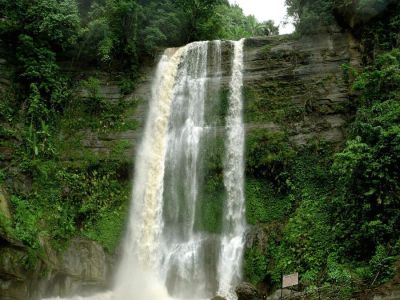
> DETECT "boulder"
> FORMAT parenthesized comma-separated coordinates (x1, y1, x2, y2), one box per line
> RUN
(62, 238, 107, 282)
(211, 296, 227, 300)
(235, 282, 261, 300)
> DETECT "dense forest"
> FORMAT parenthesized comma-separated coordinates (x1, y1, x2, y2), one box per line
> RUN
(0, 0, 399, 299)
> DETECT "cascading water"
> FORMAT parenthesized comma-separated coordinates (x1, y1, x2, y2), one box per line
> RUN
(44, 39, 246, 300)
(217, 39, 246, 299)
(161, 41, 210, 298)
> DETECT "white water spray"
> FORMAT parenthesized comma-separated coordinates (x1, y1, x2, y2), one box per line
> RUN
(217, 39, 246, 300)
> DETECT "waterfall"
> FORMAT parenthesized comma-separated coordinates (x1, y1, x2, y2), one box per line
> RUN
(160, 41, 209, 298)
(43, 39, 246, 300)
(217, 39, 246, 300)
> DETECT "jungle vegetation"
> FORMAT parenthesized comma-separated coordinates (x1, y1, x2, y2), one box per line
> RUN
(0, 0, 399, 298)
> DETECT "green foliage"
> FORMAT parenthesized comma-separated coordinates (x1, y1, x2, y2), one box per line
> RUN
(10, 195, 42, 249)
(7, 158, 130, 251)
(80, 0, 140, 66)
(242, 46, 400, 294)
(246, 129, 295, 182)
(119, 77, 136, 95)
(140, 0, 186, 55)
(274, 191, 333, 286)
(0, 212, 13, 239)
(0, 168, 6, 184)
(195, 176, 225, 234)
(1, 0, 79, 101)
(81, 77, 106, 115)
(244, 247, 268, 285)
(210, 5, 278, 40)
(76, 0, 278, 68)
(353, 49, 400, 103)
(368, 245, 396, 284)
(358, 1, 400, 57)
(0, 89, 15, 124)
(58, 76, 140, 132)
(0, 0, 79, 169)
(245, 178, 291, 225)
(174, 0, 224, 41)
(332, 50, 400, 261)
(195, 136, 225, 233)
(285, 0, 334, 33)
(0, 0, 80, 48)
(83, 207, 126, 252)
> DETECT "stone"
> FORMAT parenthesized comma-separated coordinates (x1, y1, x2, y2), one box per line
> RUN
(0, 246, 32, 300)
(0, 236, 108, 300)
(61, 238, 107, 282)
(235, 282, 261, 300)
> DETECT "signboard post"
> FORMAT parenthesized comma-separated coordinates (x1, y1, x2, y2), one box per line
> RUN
(281, 272, 299, 299)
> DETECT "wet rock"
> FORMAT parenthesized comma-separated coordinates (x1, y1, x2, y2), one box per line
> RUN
(0, 242, 37, 300)
(44, 238, 107, 298)
(0, 237, 108, 300)
(235, 282, 261, 300)
(62, 238, 107, 283)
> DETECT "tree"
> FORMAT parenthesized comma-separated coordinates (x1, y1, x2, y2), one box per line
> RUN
(331, 50, 400, 260)
(175, 0, 225, 41)
(285, 0, 334, 33)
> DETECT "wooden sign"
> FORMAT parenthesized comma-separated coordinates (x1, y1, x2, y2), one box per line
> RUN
(282, 272, 299, 288)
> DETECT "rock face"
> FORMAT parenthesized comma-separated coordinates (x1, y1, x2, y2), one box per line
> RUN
(41, 238, 107, 298)
(62, 66, 153, 160)
(0, 242, 34, 300)
(243, 31, 360, 146)
(66, 31, 360, 162)
(0, 238, 107, 300)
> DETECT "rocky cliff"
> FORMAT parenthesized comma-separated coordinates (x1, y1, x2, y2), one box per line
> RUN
(69, 29, 361, 160)
(243, 30, 360, 145)
(0, 29, 361, 299)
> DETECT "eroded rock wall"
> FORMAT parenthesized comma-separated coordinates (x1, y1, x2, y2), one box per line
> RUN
(243, 31, 361, 145)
